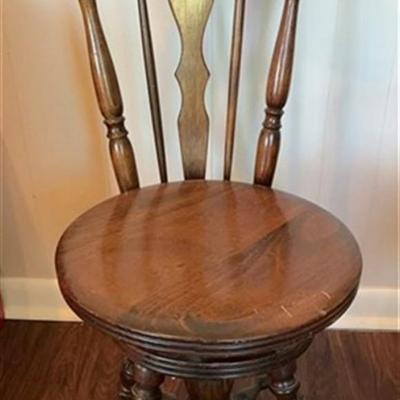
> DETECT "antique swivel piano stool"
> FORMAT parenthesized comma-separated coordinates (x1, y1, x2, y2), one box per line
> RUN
(56, 1, 362, 399)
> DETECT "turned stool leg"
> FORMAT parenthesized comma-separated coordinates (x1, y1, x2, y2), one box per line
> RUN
(184, 379, 233, 400)
(131, 364, 165, 400)
(269, 361, 301, 400)
(119, 359, 135, 399)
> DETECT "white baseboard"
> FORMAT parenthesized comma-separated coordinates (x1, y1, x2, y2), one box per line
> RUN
(331, 287, 398, 330)
(1, 278, 398, 330)
(1, 278, 79, 322)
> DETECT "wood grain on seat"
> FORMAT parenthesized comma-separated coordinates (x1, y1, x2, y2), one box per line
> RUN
(56, 181, 361, 344)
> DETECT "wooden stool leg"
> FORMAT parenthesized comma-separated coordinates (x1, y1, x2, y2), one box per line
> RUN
(184, 379, 234, 400)
(131, 364, 165, 400)
(269, 361, 301, 400)
(119, 359, 135, 399)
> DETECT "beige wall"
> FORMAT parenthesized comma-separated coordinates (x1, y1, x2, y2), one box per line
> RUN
(2, 0, 398, 297)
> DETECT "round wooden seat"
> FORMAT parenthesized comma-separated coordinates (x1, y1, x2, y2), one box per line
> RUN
(56, 181, 361, 349)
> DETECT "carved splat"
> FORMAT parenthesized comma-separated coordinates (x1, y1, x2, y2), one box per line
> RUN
(169, 0, 214, 179)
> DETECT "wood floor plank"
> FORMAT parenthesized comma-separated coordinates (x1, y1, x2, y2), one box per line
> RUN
(0, 321, 398, 400)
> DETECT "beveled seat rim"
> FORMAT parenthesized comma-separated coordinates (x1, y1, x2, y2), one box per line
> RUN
(56, 180, 362, 350)
(58, 278, 359, 358)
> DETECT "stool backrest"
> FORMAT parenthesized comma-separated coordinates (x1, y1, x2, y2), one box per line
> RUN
(78, 0, 300, 192)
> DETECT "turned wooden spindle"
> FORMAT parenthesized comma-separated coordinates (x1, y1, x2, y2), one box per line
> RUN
(79, 0, 139, 192)
(254, 0, 300, 187)
(131, 364, 164, 400)
(119, 359, 136, 399)
(268, 361, 301, 400)
(224, 0, 246, 181)
(137, 0, 168, 183)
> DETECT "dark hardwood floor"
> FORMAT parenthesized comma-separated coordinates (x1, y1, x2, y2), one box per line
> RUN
(0, 321, 397, 400)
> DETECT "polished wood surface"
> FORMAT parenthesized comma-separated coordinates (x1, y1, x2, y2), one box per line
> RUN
(169, 0, 213, 179)
(56, 181, 361, 343)
(79, 0, 139, 192)
(0, 322, 397, 400)
(64, 2, 361, 398)
(224, 0, 246, 181)
(254, 0, 299, 187)
(137, 0, 167, 183)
